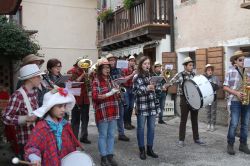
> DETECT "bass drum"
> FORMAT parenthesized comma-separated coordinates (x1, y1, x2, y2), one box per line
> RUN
(61, 151, 94, 166)
(183, 75, 214, 110)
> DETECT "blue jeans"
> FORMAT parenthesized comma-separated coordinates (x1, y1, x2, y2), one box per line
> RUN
(227, 101, 250, 145)
(159, 93, 166, 121)
(97, 120, 117, 156)
(137, 115, 156, 147)
(124, 87, 134, 124)
(117, 101, 125, 135)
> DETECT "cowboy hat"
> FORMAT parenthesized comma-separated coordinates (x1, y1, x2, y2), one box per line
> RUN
(106, 53, 118, 60)
(182, 57, 194, 65)
(128, 55, 136, 61)
(97, 58, 110, 66)
(230, 50, 249, 63)
(33, 88, 76, 118)
(21, 54, 44, 66)
(154, 61, 162, 67)
(204, 64, 214, 72)
(18, 64, 45, 80)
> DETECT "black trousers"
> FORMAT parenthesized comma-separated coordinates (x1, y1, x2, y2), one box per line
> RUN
(179, 96, 199, 141)
(71, 104, 90, 139)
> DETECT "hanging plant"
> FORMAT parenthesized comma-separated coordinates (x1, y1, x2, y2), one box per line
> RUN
(123, 0, 135, 10)
(97, 8, 114, 22)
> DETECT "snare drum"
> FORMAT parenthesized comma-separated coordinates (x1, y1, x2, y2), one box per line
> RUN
(61, 151, 94, 166)
(183, 75, 214, 110)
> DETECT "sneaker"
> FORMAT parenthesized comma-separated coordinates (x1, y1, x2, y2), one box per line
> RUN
(177, 141, 185, 148)
(194, 139, 206, 146)
(80, 138, 91, 144)
(207, 124, 211, 131)
(118, 135, 130, 142)
(158, 120, 167, 124)
(210, 124, 215, 132)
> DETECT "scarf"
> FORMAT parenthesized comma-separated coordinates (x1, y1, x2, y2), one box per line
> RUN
(46, 119, 67, 151)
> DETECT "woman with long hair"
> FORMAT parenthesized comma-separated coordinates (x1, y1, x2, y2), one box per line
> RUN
(92, 58, 120, 166)
(133, 56, 160, 160)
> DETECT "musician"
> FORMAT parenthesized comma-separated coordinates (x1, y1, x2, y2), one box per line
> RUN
(122, 55, 137, 130)
(223, 50, 250, 155)
(67, 58, 91, 144)
(24, 88, 82, 166)
(46, 58, 64, 88)
(153, 62, 167, 124)
(203, 64, 220, 131)
(92, 58, 119, 166)
(168, 57, 206, 148)
(133, 56, 160, 160)
(106, 53, 130, 142)
(3, 64, 44, 159)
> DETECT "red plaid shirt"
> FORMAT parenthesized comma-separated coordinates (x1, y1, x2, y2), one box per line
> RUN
(92, 77, 119, 124)
(2, 86, 38, 144)
(67, 67, 90, 105)
(122, 68, 134, 87)
(25, 120, 80, 166)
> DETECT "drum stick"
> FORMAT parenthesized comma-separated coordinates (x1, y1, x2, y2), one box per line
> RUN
(12, 157, 33, 165)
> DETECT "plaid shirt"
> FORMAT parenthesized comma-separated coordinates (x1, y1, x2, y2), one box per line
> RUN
(25, 120, 79, 166)
(223, 66, 250, 105)
(169, 71, 195, 95)
(67, 67, 90, 105)
(133, 74, 160, 116)
(2, 86, 38, 144)
(92, 77, 119, 124)
(122, 68, 134, 87)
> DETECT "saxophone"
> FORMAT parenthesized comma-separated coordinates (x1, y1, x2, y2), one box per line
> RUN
(241, 70, 250, 105)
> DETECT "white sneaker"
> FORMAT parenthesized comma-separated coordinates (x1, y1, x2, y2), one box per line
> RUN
(177, 141, 185, 148)
(207, 124, 211, 131)
(210, 124, 215, 131)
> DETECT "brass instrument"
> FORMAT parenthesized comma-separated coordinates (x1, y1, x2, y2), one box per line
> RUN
(241, 69, 250, 105)
(77, 59, 93, 69)
(162, 68, 172, 82)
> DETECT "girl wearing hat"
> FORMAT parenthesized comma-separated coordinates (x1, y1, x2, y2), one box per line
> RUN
(204, 64, 220, 131)
(168, 57, 206, 147)
(223, 50, 250, 155)
(24, 88, 82, 165)
(92, 58, 119, 166)
(3, 64, 44, 159)
(133, 56, 160, 160)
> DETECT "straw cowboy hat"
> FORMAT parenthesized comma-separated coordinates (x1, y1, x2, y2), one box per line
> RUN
(204, 64, 214, 72)
(18, 64, 45, 80)
(21, 54, 44, 66)
(154, 61, 162, 67)
(33, 88, 76, 118)
(106, 53, 117, 60)
(128, 55, 136, 61)
(230, 50, 249, 63)
(182, 57, 194, 65)
(97, 58, 110, 67)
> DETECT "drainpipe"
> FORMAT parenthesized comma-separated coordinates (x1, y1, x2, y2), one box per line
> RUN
(169, 0, 175, 52)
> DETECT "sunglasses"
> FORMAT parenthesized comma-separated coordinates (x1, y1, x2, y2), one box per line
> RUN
(238, 58, 244, 62)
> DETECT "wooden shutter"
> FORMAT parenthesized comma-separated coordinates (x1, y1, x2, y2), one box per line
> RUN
(195, 48, 207, 75)
(162, 52, 177, 94)
(207, 46, 224, 99)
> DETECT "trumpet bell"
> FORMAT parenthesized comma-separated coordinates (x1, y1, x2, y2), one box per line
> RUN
(77, 59, 93, 69)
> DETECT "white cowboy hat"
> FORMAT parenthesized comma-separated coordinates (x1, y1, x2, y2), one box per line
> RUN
(182, 57, 194, 65)
(106, 53, 117, 60)
(154, 61, 162, 67)
(204, 64, 214, 72)
(18, 64, 45, 80)
(128, 55, 136, 61)
(33, 88, 76, 118)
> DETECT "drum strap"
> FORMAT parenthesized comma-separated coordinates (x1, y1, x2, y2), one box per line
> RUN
(67, 125, 84, 150)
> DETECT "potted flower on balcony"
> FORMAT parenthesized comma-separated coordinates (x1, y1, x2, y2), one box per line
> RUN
(97, 8, 114, 22)
(123, 0, 142, 10)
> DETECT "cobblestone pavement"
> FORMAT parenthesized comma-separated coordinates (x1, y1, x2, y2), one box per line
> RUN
(1, 110, 250, 166)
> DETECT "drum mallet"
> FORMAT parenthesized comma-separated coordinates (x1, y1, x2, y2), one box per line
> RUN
(12, 157, 33, 165)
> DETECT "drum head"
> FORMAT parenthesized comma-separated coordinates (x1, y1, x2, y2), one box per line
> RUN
(61, 151, 93, 166)
(183, 80, 202, 110)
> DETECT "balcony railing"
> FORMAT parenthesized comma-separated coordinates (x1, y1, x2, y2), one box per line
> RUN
(98, 0, 170, 41)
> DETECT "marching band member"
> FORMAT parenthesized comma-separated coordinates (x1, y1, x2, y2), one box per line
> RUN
(67, 58, 91, 144)
(153, 62, 167, 124)
(203, 64, 220, 131)
(133, 56, 160, 160)
(92, 58, 119, 166)
(168, 57, 206, 147)
(24, 88, 82, 166)
(223, 50, 250, 155)
(122, 55, 137, 130)
(106, 53, 130, 142)
(46, 58, 64, 87)
(3, 64, 44, 159)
